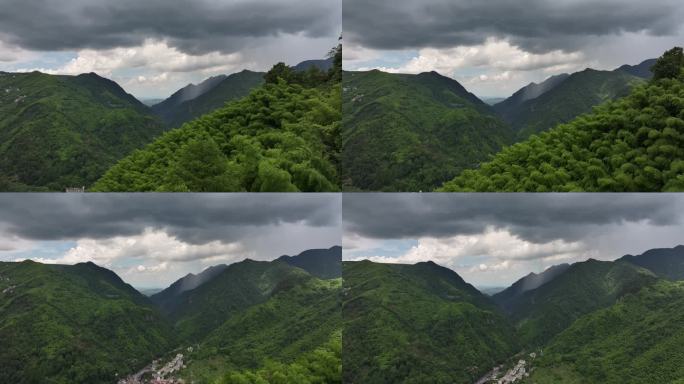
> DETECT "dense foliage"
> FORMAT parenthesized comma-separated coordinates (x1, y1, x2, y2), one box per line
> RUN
(494, 69, 643, 139)
(0, 71, 166, 191)
(342, 70, 513, 191)
(343, 260, 518, 384)
(441, 65, 684, 192)
(0, 261, 174, 384)
(526, 281, 684, 384)
(152, 70, 265, 128)
(94, 72, 341, 192)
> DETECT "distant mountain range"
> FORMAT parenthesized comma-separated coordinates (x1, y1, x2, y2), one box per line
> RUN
(346, 244, 684, 383)
(0, 246, 342, 383)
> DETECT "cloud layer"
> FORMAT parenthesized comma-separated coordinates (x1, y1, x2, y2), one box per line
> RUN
(344, 0, 683, 53)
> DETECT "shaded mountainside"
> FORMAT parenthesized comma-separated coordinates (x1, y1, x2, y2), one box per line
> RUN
(342, 70, 513, 191)
(505, 259, 657, 347)
(294, 57, 335, 72)
(150, 263, 228, 315)
(619, 245, 684, 280)
(616, 58, 658, 79)
(441, 73, 684, 192)
(492, 263, 570, 313)
(0, 261, 173, 384)
(527, 280, 684, 384)
(152, 70, 264, 128)
(0, 71, 166, 191)
(495, 69, 643, 139)
(342, 260, 518, 384)
(277, 245, 342, 279)
(93, 69, 341, 192)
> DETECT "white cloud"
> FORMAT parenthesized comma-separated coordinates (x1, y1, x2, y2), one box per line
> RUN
(0, 39, 35, 63)
(19, 228, 250, 267)
(17, 39, 250, 77)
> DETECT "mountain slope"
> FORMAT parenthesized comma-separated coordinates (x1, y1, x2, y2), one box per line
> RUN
(493, 73, 569, 122)
(496, 69, 643, 139)
(0, 261, 173, 384)
(152, 70, 264, 128)
(342, 70, 513, 191)
(616, 58, 658, 79)
(294, 57, 334, 72)
(150, 264, 228, 315)
(184, 275, 342, 383)
(441, 68, 684, 192)
(619, 245, 684, 280)
(343, 260, 518, 384)
(492, 263, 570, 313)
(93, 75, 341, 192)
(507, 259, 657, 347)
(0, 71, 166, 191)
(277, 245, 342, 279)
(527, 280, 684, 384)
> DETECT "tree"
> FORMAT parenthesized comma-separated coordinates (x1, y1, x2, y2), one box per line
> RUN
(652, 47, 684, 80)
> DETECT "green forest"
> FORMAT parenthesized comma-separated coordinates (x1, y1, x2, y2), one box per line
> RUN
(441, 47, 684, 192)
(93, 46, 342, 192)
(0, 247, 342, 384)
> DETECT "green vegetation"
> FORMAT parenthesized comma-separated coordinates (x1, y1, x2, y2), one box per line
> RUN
(0, 261, 173, 384)
(495, 69, 643, 139)
(343, 260, 518, 384)
(0, 71, 166, 191)
(342, 70, 513, 191)
(93, 50, 342, 192)
(276, 246, 342, 279)
(620, 245, 684, 280)
(441, 48, 684, 192)
(152, 70, 265, 128)
(527, 281, 684, 384)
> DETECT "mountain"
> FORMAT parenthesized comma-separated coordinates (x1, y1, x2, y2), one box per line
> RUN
(342, 70, 513, 191)
(343, 260, 518, 384)
(527, 280, 684, 383)
(505, 259, 657, 347)
(441, 51, 684, 192)
(619, 245, 684, 280)
(0, 260, 173, 384)
(150, 263, 228, 315)
(294, 57, 335, 72)
(492, 263, 570, 312)
(493, 73, 569, 120)
(616, 58, 658, 79)
(92, 59, 341, 192)
(495, 69, 643, 139)
(0, 71, 166, 191)
(151, 70, 264, 128)
(277, 245, 342, 279)
(184, 271, 341, 383)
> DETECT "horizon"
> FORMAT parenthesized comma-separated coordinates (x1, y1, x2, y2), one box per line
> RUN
(343, 0, 684, 96)
(0, 0, 341, 99)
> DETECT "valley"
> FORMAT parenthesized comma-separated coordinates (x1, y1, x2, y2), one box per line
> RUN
(0, 246, 342, 384)
(344, 245, 684, 384)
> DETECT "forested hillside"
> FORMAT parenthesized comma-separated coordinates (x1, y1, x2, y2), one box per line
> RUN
(343, 260, 518, 384)
(342, 70, 513, 191)
(0, 71, 166, 191)
(93, 45, 342, 192)
(441, 47, 684, 192)
(0, 261, 174, 384)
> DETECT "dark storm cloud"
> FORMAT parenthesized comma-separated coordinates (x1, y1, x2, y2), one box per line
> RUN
(0, 194, 340, 244)
(343, 194, 684, 243)
(0, 0, 340, 54)
(344, 0, 684, 53)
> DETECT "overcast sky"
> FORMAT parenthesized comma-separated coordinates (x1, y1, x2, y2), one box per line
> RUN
(343, 0, 684, 97)
(0, 194, 341, 288)
(343, 194, 684, 287)
(0, 0, 341, 99)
